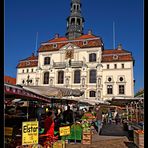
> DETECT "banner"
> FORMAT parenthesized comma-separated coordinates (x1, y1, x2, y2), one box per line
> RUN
(22, 121, 38, 145)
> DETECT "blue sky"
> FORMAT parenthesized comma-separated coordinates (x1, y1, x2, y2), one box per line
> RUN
(4, 0, 144, 94)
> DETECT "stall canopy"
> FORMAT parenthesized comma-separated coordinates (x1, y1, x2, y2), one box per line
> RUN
(107, 96, 144, 106)
(4, 83, 51, 103)
(78, 99, 110, 106)
(23, 86, 84, 98)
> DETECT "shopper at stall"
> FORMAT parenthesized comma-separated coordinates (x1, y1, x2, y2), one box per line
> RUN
(44, 111, 54, 137)
(63, 106, 74, 124)
(95, 106, 102, 134)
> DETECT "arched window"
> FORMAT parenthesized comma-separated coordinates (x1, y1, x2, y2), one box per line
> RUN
(74, 4, 76, 10)
(77, 18, 80, 25)
(71, 18, 75, 25)
(74, 70, 81, 83)
(58, 71, 64, 84)
(89, 69, 96, 83)
(90, 91, 96, 97)
(44, 57, 50, 65)
(43, 72, 49, 84)
(89, 53, 96, 62)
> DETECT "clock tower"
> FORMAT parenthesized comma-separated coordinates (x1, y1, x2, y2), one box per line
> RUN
(66, 0, 85, 40)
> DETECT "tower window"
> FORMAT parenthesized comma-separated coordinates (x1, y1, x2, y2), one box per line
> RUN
(89, 69, 96, 83)
(44, 57, 50, 65)
(77, 18, 80, 25)
(43, 72, 49, 84)
(107, 85, 113, 94)
(119, 85, 125, 94)
(71, 18, 75, 25)
(90, 91, 96, 97)
(58, 71, 64, 84)
(74, 70, 81, 83)
(89, 53, 96, 62)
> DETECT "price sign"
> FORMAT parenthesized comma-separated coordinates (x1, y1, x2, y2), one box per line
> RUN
(59, 126, 70, 136)
(22, 121, 38, 145)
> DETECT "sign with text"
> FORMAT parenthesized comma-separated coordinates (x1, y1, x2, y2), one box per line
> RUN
(22, 121, 38, 145)
(59, 126, 70, 136)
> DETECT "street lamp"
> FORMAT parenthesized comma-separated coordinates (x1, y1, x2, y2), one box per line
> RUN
(26, 75, 32, 121)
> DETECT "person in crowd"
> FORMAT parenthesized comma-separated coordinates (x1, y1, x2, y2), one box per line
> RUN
(63, 106, 74, 124)
(95, 106, 102, 134)
(44, 111, 54, 137)
(115, 113, 120, 125)
(108, 111, 112, 124)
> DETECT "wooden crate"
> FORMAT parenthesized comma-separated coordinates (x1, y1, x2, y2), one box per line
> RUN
(53, 140, 65, 148)
(82, 139, 91, 144)
(82, 130, 92, 144)
(134, 130, 144, 148)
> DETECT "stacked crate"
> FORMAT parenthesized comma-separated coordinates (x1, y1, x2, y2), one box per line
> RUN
(82, 128, 92, 144)
(134, 130, 144, 148)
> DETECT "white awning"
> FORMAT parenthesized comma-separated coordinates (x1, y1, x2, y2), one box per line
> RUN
(23, 86, 84, 98)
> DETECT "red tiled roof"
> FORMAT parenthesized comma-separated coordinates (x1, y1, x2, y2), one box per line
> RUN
(38, 34, 102, 52)
(4, 76, 16, 85)
(103, 49, 130, 54)
(17, 54, 38, 68)
(102, 49, 133, 62)
(47, 37, 68, 43)
(74, 34, 97, 40)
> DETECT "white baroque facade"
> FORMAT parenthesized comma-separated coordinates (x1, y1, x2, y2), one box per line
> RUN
(16, 0, 135, 101)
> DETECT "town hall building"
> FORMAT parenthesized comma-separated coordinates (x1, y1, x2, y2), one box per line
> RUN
(16, 0, 135, 101)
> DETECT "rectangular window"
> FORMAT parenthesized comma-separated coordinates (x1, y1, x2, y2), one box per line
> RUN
(122, 64, 124, 69)
(114, 64, 117, 69)
(58, 71, 64, 84)
(89, 53, 96, 62)
(107, 64, 109, 69)
(27, 69, 29, 73)
(74, 70, 81, 83)
(90, 91, 96, 97)
(119, 85, 124, 94)
(89, 70, 96, 83)
(107, 85, 113, 94)
(31, 69, 33, 72)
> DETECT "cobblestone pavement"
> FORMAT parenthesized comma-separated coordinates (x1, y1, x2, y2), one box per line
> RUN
(66, 123, 137, 148)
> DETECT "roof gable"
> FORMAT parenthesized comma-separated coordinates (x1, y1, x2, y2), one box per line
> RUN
(59, 43, 80, 51)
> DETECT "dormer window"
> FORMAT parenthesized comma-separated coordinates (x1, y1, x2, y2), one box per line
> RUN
(53, 44, 57, 48)
(113, 55, 118, 60)
(83, 40, 88, 45)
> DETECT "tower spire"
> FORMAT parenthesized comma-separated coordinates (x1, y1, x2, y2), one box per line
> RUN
(66, 0, 85, 40)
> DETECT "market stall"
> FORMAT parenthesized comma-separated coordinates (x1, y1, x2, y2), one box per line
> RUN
(108, 97, 144, 142)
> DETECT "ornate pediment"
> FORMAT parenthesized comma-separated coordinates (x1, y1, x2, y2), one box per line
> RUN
(59, 43, 79, 51)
